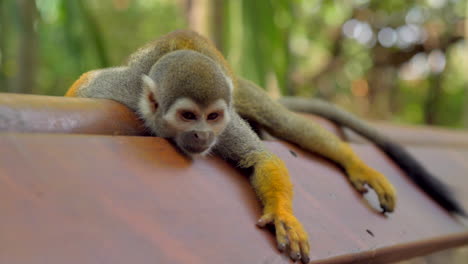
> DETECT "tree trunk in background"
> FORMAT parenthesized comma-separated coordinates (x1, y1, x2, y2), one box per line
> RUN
(12, 0, 38, 94)
(0, 0, 9, 92)
(463, 5, 468, 128)
(77, 0, 109, 68)
(424, 74, 443, 125)
(184, 0, 210, 37)
(211, 0, 224, 52)
(282, 31, 292, 96)
(183, 0, 224, 51)
(367, 66, 395, 119)
(389, 75, 401, 114)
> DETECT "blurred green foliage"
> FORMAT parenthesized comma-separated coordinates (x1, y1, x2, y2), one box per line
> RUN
(0, 0, 467, 128)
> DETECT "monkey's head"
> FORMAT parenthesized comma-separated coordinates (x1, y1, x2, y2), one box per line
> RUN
(138, 50, 233, 156)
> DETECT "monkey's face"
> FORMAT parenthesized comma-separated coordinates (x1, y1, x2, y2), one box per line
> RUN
(162, 98, 230, 156)
(137, 50, 234, 157)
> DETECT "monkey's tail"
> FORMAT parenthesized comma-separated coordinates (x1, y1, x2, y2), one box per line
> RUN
(279, 97, 467, 216)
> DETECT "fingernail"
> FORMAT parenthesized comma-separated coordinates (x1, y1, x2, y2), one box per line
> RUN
(381, 205, 388, 214)
(278, 243, 286, 251)
(290, 252, 301, 260)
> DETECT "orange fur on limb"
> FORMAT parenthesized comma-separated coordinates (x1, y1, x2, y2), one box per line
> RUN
(65, 71, 95, 97)
(243, 151, 310, 262)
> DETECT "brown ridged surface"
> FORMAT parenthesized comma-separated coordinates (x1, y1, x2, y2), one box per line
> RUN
(0, 133, 467, 264)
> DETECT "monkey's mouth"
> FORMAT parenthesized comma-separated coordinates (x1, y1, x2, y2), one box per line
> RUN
(181, 144, 212, 155)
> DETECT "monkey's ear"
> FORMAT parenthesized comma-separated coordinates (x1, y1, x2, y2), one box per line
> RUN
(141, 74, 159, 113)
(142, 74, 158, 93)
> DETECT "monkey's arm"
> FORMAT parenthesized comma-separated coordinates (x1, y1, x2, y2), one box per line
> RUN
(235, 78, 396, 213)
(278, 97, 466, 216)
(214, 111, 310, 263)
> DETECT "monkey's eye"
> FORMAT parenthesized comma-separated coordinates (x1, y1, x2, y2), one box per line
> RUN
(207, 112, 219, 121)
(181, 111, 197, 121)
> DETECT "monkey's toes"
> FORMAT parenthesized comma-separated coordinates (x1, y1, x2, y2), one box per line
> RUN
(348, 164, 397, 213)
(367, 176, 396, 212)
(377, 191, 396, 213)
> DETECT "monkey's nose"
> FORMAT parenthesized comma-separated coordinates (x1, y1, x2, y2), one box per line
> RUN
(193, 131, 211, 143)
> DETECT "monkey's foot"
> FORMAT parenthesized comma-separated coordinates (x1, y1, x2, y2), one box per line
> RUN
(257, 210, 310, 263)
(346, 162, 397, 213)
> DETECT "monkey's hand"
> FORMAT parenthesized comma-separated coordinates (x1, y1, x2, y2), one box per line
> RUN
(214, 113, 310, 262)
(346, 162, 397, 213)
(257, 208, 310, 263)
(250, 153, 310, 263)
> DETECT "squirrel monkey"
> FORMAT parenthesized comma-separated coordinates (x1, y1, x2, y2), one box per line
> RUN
(65, 30, 464, 262)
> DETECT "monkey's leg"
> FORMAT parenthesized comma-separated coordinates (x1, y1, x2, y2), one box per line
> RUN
(214, 112, 310, 263)
(65, 67, 143, 111)
(235, 78, 396, 213)
(278, 97, 466, 215)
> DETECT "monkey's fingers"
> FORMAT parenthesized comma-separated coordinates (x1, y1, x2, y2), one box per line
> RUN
(257, 212, 310, 263)
(256, 213, 274, 228)
(279, 215, 310, 263)
(299, 237, 310, 263)
(285, 224, 301, 261)
(257, 213, 289, 250)
(349, 179, 368, 194)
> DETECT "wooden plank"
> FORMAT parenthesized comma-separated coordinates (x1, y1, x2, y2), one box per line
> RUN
(0, 133, 466, 264)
